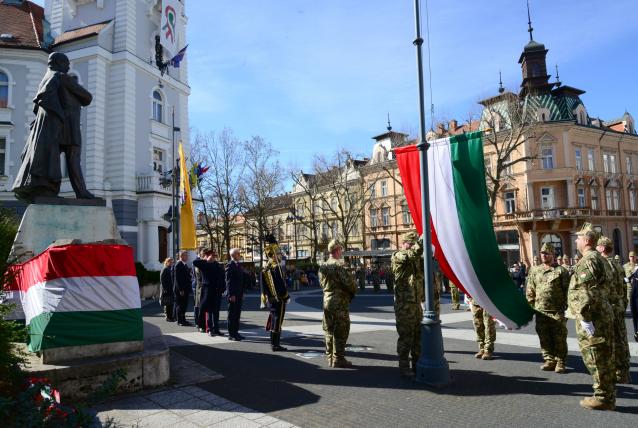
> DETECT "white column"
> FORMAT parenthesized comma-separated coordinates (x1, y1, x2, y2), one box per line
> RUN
(145, 220, 161, 270)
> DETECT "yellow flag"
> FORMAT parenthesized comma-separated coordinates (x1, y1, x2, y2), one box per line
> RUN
(179, 142, 197, 250)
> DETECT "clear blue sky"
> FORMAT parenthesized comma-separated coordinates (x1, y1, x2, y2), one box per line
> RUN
(186, 0, 637, 169)
(35, 0, 638, 170)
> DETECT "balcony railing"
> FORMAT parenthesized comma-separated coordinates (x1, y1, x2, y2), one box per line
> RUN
(136, 174, 171, 194)
(495, 207, 638, 223)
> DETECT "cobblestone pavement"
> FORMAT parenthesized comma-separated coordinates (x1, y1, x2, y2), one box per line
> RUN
(92, 385, 300, 427)
(118, 288, 637, 428)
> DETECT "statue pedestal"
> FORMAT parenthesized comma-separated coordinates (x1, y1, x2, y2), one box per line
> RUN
(7, 202, 143, 365)
(9, 200, 120, 263)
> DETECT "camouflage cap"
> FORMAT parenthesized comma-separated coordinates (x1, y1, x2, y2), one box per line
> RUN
(629, 251, 636, 257)
(597, 235, 612, 249)
(327, 239, 342, 253)
(576, 222, 600, 243)
(402, 231, 419, 244)
(540, 243, 555, 255)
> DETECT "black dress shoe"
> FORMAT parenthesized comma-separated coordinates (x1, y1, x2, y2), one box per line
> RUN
(208, 331, 216, 337)
(233, 335, 243, 341)
(272, 345, 287, 352)
(227, 336, 237, 341)
(214, 331, 225, 337)
(236, 334, 245, 340)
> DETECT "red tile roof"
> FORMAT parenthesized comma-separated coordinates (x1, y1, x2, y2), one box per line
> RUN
(53, 20, 111, 46)
(0, 0, 46, 50)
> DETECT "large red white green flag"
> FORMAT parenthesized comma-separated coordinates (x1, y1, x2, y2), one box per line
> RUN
(395, 131, 533, 329)
(6, 244, 143, 352)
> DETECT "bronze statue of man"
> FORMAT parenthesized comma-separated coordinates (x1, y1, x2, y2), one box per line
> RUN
(12, 52, 94, 202)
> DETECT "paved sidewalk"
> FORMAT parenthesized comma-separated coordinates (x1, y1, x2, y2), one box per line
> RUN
(93, 385, 299, 427)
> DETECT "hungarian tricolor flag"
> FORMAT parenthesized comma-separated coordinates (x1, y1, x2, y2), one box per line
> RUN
(6, 244, 143, 352)
(395, 131, 533, 329)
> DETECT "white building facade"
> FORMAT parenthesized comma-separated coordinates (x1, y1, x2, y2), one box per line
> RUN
(0, 0, 190, 270)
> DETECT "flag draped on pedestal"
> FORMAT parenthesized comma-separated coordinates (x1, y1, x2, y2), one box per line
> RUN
(179, 142, 197, 250)
(6, 244, 142, 352)
(394, 131, 534, 329)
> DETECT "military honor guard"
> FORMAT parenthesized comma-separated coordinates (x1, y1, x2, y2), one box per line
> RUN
(569, 223, 616, 410)
(261, 235, 290, 352)
(596, 237, 632, 384)
(391, 232, 425, 378)
(525, 243, 570, 373)
(318, 239, 357, 368)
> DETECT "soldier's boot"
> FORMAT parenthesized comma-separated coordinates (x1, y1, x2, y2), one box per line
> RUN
(474, 349, 484, 359)
(481, 351, 493, 360)
(271, 332, 287, 352)
(399, 361, 413, 378)
(541, 360, 557, 371)
(579, 397, 616, 411)
(332, 358, 353, 368)
(554, 360, 566, 374)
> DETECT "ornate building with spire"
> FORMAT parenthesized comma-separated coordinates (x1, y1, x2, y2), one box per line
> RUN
(481, 9, 637, 265)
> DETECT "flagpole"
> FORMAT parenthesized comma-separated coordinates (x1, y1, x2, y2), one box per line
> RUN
(413, 0, 450, 386)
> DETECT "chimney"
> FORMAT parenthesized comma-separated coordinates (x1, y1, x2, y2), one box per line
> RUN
(449, 119, 458, 131)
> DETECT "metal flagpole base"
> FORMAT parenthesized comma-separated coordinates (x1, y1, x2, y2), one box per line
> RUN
(415, 311, 451, 386)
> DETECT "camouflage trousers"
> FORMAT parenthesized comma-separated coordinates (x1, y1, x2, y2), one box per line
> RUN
(535, 311, 567, 363)
(394, 301, 422, 368)
(575, 305, 616, 404)
(612, 305, 631, 381)
(450, 284, 460, 309)
(471, 304, 495, 352)
(323, 308, 351, 361)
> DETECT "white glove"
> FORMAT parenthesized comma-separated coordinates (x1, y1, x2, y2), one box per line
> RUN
(420, 302, 426, 311)
(624, 277, 630, 283)
(580, 320, 595, 337)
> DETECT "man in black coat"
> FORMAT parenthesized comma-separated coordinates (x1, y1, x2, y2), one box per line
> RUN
(225, 248, 246, 341)
(173, 250, 192, 326)
(193, 249, 226, 336)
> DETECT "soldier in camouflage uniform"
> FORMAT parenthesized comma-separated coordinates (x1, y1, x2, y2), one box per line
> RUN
(596, 237, 632, 384)
(470, 298, 496, 360)
(569, 223, 617, 411)
(450, 282, 461, 310)
(319, 239, 357, 368)
(391, 231, 424, 377)
(623, 251, 636, 310)
(526, 243, 570, 373)
(560, 255, 571, 271)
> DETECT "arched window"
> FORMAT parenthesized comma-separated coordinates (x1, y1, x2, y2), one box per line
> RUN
(0, 71, 9, 108)
(541, 233, 563, 257)
(152, 90, 163, 122)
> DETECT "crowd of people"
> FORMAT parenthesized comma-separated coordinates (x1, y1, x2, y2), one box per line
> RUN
(157, 221, 637, 412)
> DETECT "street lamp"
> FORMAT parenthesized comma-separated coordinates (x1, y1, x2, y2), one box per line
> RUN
(412, 0, 450, 386)
(286, 207, 304, 261)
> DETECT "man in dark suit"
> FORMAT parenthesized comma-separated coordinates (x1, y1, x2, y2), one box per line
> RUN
(225, 248, 246, 341)
(173, 250, 192, 326)
(193, 249, 226, 336)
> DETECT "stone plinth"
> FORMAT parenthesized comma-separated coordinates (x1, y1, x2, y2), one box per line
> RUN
(23, 332, 169, 400)
(9, 202, 121, 263)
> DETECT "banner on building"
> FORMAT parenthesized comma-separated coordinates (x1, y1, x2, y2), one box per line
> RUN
(160, 0, 180, 57)
(394, 132, 534, 329)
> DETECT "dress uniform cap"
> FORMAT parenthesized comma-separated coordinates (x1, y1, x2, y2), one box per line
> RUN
(327, 239, 342, 253)
(576, 222, 600, 242)
(402, 231, 419, 244)
(540, 243, 555, 255)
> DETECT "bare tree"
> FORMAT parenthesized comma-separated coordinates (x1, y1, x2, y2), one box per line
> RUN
(290, 171, 323, 262)
(311, 149, 374, 251)
(240, 136, 285, 265)
(480, 92, 537, 215)
(191, 128, 245, 257)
